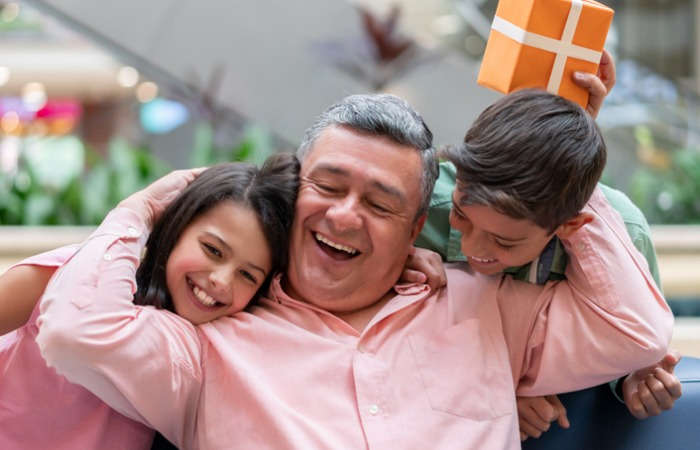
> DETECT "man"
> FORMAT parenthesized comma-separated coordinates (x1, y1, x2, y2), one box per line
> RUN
(36, 94, 672, 449)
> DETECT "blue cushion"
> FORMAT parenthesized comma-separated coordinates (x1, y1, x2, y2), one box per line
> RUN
(523, 356, 700, 450)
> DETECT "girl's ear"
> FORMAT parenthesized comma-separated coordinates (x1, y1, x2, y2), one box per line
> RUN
(555, 211, 594, 239)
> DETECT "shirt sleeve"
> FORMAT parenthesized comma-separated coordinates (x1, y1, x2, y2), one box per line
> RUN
(497, 187, 673, 396)
(35, 207, 203, 448)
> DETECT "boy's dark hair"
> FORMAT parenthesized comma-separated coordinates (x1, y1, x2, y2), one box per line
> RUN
(445, 89, 606, 233)
(134, 153, 300, 311)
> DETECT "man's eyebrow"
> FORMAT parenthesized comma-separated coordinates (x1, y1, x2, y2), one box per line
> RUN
(312, 163, 406, 204)
(450, 193, 528, 242)
(204, 232, 267, 277)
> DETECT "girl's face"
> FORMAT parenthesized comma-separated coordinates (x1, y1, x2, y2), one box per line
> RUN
(165, 201, 272, 325)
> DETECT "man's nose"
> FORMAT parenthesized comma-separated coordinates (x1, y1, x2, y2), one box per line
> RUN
(326, 196, 363, 232)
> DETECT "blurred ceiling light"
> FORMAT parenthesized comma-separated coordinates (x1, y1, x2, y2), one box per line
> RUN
(21, 82, 48, 112)
(140, 98, 189, 134)
(1, 3, 20, 23)
(136, 81, 158, 103)
(1, 111, 21, 134)
(117, 66, 139, 88)
(0, 67, 9, 86)
(432, 14, 462, 36)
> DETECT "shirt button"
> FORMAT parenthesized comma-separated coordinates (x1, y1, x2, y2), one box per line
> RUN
(103, 253, 112, 261)
(368, 404, 380, 415)
(577, 242, 586, 251)
(127, 227, 140, 237)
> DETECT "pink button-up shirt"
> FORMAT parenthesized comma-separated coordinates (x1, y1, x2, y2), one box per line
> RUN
(36, 188, 673, 450)
(0, 246, 154, 450)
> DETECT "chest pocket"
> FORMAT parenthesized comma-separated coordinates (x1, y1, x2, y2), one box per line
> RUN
(409, 319, 513, 420)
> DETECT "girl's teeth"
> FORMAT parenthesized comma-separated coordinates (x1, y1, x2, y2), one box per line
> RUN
(193, 285, 216, 306)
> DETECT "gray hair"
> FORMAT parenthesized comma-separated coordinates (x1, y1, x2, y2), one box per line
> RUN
(297, 94, 438, 219)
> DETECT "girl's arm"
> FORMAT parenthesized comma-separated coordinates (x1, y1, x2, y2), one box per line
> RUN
(0, 265, 55, 335)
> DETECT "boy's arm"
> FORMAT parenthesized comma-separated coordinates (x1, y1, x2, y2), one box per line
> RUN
(499, 187, 673, 396)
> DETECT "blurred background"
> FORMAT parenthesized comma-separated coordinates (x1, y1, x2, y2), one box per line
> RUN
(1, 0, 699, 352)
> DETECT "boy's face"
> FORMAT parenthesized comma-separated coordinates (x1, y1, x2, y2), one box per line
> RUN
(449, 190, 554, 276)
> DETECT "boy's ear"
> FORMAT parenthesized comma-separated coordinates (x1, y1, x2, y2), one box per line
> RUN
(555, 212, 594, 239)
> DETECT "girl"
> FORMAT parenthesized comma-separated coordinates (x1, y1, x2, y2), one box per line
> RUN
(0, 153, 299, 449)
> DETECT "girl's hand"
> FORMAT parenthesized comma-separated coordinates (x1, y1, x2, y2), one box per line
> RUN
(119, 168, 205, 227)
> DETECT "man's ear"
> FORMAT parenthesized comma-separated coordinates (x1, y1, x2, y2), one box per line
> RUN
(410, 214, 427, 243)
(555, 211, 594, 239)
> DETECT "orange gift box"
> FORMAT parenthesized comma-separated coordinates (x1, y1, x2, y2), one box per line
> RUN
(477, 0, 614, 108)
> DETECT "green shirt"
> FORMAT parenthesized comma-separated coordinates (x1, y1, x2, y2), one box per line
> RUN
(416, 161, 661, 287)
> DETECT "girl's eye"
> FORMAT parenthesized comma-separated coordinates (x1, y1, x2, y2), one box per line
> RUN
(203, 243, 222, 258)
(240, 270, 257, 284)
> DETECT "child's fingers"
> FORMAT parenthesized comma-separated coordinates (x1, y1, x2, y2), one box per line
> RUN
(519, 418, 547, 439)
(547, 395, 570, 429)
(660, 350, 682, 373)
(625, 391, 647, 419)
(518, 404, 552, 431)
(637, 380, 662, 416)
(644, 372, 677, 410)
(654, 367, 682, 400)
(531, 397, 557, 423)
(399, 269, 427, 284)
(597, 48, 616, 92)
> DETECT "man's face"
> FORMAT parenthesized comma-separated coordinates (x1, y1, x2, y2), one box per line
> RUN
(285, 126, 425, 312)
(449, 187, 554, 276)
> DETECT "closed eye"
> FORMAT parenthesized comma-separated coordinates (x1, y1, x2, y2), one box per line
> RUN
(202, 242, 222, 258)
(494, 240, 515, 250)
(240, 269, 258, 284)
(316, 183, 340, 194)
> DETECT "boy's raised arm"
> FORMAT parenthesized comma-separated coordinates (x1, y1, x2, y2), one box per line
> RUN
(498, 187, 673, 396)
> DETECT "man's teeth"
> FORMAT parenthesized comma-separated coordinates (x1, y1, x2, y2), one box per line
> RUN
(470, 256, 496, 263)
(192, 285, 217, 307)
(315, 233, 358, 255)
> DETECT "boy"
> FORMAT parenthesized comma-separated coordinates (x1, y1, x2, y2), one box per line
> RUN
(415, 89, 680, 440)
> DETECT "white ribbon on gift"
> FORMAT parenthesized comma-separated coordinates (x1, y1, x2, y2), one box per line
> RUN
(490, 0, 602, 95)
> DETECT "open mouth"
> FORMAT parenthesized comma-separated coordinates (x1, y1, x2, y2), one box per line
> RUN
(469, 255, 498, 264)
(314, 232, 360, 260)
(186, 277, 225, 309)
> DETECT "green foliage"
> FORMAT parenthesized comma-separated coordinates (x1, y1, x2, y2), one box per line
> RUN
(0, 138, 171, 225)
(628, 129, 700, 224)
(0, 124, 274, 225)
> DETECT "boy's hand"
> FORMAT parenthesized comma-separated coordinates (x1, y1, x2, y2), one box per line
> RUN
(573, 48, 616, 119)
(517, 395, 570, 441)
(399, 247, 446, 291)
(119, 168, 206, 227)
(623, 350, 682, 419)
